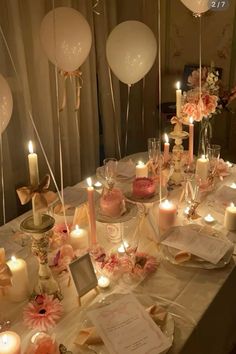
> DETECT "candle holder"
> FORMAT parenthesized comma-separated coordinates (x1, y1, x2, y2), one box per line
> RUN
(20, 214, 62, 300)
(169, 130, 189, 185)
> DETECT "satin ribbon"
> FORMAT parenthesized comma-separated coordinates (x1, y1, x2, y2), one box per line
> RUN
(171, 116, 183, 132)
(16, 174, 57, 211)
(0, 263, 12, 288)
(59, 69, 83, 111)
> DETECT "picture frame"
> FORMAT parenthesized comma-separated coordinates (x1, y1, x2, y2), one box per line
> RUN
(69, 253, 98, 299)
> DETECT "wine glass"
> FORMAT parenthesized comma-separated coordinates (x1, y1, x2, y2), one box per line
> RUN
(148, 138, 160, 165)
(207, 144, 221, 173)
(103, 158, 118, 189)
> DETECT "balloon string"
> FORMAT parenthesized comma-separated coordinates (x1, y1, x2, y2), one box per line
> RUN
(108, 67, 121, 159)
(142, 77, 145, 135)
(0, 133, 5, 224)
(125, 84, 131, 156)
(199, 15, 202, 129)
(74, 77, 81, 145)
(158, 0, 162, 202)
(0, 25, 64, 207)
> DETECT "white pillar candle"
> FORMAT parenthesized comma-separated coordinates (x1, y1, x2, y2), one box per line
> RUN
(0, 331, 21, 354)
(224, 203, 236, 231)
(176, 81, 182, 117)
(135, 161, 148, 178)
(188, 117, 194, 164)
(98, 276, 110, 289)
(159, 200, 177, 230)
(87, 177, 97, 246)
(28, 141, 39, 186)
(7, 256, 29, 302)
(195, 155, 209, 182)
(163, 134, 170, 164)
(70, 224, 89, 250)
(28, 141, 42, 226)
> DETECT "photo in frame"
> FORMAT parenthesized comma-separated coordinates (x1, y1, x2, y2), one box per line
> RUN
(69, 253, 98, 297)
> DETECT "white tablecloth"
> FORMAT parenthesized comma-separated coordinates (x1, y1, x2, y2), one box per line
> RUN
(1, 154, 236, 354)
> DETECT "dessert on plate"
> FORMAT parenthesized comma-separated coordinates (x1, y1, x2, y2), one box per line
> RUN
(100, 188, 126, 217)
(132, 177, 156, 198)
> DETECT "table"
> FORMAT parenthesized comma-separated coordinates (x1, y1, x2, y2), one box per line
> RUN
(1, 154, 236, 354)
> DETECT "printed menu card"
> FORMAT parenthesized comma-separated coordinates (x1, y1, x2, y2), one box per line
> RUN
(87, 293, 172, 354)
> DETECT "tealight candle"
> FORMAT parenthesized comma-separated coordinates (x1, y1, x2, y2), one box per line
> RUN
(93, 181, 102, 189)
(159, 200, 177, 230)
(135, 161, 148, 178)
(117, 241, 129, 255)
(230, 182, 236, 190)
(98, 276, 110, 289)
(163, 134, 170, 164)
(69, 224, 89, 250)
(7, 256, 29, 302)
(224, 203, 236, 231)
(195, 155, 209, 182)
(204, 214, 215, 224)
(0, 331, 21, 354)
(176, 81, 182, 117)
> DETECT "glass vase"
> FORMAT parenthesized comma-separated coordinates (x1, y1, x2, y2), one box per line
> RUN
(198, 117, 212, 157)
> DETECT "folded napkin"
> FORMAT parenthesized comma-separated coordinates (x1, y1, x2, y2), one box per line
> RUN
(117, 160, 135, 178)
(74, 304, 167, 347)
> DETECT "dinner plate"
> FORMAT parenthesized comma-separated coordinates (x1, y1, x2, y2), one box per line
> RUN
(161, 225, 234, 269)
(125, 186, 167, 204)
(95, 199, 138, 223)
(77, 293, 174, 354)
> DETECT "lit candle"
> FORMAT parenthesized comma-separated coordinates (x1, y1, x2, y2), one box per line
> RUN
(0, 331, 21, 354)
(230, 183, 236, 190)
(188, 117, 194, 164)
(28, 141, 42, 226)
(176, 81, 182, 117)
(195, 155, 209, 182)
(224, 202, 236, 231)
(135, 161, 148, 178)
(87, 177, 97, 246)
(184, 206, 190, 216)
(163, 134, 170, 164)
(98, 276, 110, 289)
(93, 181, 102, 189)
(69, 224, 89, 250)
(204, 214, 215, 224)
(28, 141, 39, 186)
(159, 200, 177, 229)
(7, 256, 29, 302)
(117, 241, 129, 255)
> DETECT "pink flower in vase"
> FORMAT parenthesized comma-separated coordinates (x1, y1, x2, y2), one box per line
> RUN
(50, 223, 72, 249)
(23, 295, 63, 331)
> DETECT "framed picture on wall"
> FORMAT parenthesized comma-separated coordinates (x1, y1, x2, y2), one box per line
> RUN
(69, 253, 98, 298)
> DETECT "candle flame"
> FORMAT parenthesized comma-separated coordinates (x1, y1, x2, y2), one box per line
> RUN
(189, 117, 193, 124)
(164, 133, 169, 144)
(75, 224, 80, 232)
(162, 199, 172, 208)
(11, 255, 17, 262)
(201, 154, 206, 159)
(137, 160, 144, 166)
(2, 334, 8, 344)
(28, 140, 33, 154)
(86, 177, 92, 187)
(230, 202, 235, 207)
(176, 81, 180, 90)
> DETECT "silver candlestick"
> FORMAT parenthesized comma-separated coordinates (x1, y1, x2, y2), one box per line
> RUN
(20, 214, 62, 300)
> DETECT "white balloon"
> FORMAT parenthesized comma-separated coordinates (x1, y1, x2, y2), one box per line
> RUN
(180, 0, 210, 14)
(0, 74, 13, 134)
(40, 7, 92, 72)
(106, 21, 157, 85)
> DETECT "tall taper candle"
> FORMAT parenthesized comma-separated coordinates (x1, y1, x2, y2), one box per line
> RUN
(176, 81, 182, 118)
(163, 133, 170, 164)
(86, 177, 97, 245)
(189, 117, 194, 164)
(28, 141, 42, 225)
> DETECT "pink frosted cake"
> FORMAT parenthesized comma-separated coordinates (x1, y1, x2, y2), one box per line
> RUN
(100, 188, 125, 217)
(132, 177, 156, 198)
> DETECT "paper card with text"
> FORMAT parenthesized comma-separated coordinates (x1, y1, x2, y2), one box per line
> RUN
(161, 225, 232, 264)
(87, 294, 172, 354)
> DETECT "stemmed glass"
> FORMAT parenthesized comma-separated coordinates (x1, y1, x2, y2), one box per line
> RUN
(103, 158, 118, 190)
(207, 144, 221, 173)
(148, 138, 160, 165)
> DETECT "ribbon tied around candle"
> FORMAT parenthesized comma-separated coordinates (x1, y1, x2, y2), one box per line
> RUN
(171, 116, 183, 133)
(59, 69, 83, 111)
(16, 174, 57, 211)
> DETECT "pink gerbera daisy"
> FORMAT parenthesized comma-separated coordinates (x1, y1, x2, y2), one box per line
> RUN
(23, 295, 63, 331)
